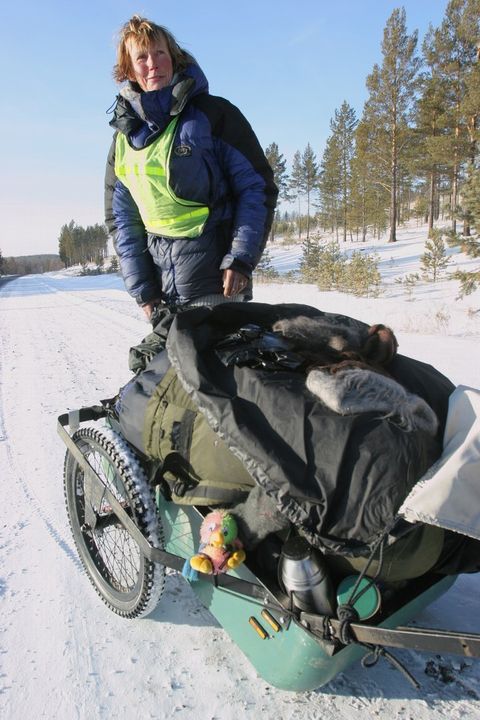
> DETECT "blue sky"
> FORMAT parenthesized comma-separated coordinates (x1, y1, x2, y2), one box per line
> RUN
(1, 0, 449, 257)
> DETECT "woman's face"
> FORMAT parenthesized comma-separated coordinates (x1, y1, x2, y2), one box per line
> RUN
(127, 36, 173, 92)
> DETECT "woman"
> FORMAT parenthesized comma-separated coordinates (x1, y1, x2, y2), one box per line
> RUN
(105, 16, 278, 319)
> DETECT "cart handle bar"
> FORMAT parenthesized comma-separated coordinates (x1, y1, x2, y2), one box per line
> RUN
(301, 612, 480, 658)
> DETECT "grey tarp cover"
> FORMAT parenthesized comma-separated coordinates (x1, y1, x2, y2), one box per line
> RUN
(400, 385, 480, 541)
(163, 302, 454, 556)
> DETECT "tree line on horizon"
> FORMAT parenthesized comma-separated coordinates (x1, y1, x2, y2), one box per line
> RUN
(58, 221, 109, 268)
(0, 221, 111, 276)
(265, 0, 479, 291)
(0, 253, 64, 276)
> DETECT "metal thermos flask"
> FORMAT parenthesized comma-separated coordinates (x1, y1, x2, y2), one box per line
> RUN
(279, 536, 336, 615)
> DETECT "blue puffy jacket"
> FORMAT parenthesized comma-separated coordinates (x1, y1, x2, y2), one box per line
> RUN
(104, 61, 278, 306)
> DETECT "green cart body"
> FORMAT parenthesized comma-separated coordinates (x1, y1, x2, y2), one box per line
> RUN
(161, 497, 456, 691)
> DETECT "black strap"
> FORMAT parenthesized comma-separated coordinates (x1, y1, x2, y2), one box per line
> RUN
(171, 409, 196, 460)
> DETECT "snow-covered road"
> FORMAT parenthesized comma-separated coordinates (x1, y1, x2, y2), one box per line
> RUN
(1, 273, 479, 719)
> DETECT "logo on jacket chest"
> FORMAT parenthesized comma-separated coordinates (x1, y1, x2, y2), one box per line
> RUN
(174, 144, 192, 157)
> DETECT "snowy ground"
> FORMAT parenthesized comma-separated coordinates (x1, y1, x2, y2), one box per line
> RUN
(1, 223, 479, 719)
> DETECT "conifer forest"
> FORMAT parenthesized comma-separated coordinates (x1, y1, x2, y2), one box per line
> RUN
(265, 0, 479, 293)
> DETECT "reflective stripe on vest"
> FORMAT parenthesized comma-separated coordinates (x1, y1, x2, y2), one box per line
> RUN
(114, 117, 209, 238)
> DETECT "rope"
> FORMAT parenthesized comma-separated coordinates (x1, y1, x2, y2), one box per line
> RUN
(105, 98, 117, 114)
(334, 523, 421, 689)
(361, 645, 421, 689)
(335, 530, 387, 645)
(337, 603, 360, 645)
(345, 531, 387, 608)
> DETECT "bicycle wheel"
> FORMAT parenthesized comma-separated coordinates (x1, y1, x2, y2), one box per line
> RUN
(64, 426, 165, 617)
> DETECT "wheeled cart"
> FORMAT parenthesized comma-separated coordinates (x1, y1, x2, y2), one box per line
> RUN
(58, 406, 480, 691)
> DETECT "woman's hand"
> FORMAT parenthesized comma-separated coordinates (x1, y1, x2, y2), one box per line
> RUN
(223, 269, 248, 297)
(141, 299, 162, 319)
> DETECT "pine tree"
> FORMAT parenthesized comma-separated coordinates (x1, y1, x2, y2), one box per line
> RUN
(365, 7, 420, 242)
(350, 115, 389, 240)
(458, 1, 480, 234)
(299, 234, 322, 283)
(58, 221, 108, 267)
(318, 134, 342, 236)
(289, 150, 305, 240)
(109, 255, 120, 273)
(90, 224, 108, 262)
(288, 145, 319, 247)
(449, 165, 480, 294)
(329, 102, 358, 241)
(433, 0, 479, 233)
(265, 142, 289, 199)
(420, 228, 452, 281)
(462, 167, 480, 239)
(254, 248, 278, 279)
(302, 143, 319, 247)
(414, 26, 451, 235)
(307, 241, 347, 290)
(343, 251, 382, 297)
(349, 119, 370, 240)
(265, 142, 289, 242)
(58, 221, 76, 267)
(0, 248, 3, 275)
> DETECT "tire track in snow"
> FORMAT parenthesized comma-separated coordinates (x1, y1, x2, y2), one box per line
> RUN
(0, 314, 82, 574)
(0, 278, 125, 715)
(0, 278, 146, 572)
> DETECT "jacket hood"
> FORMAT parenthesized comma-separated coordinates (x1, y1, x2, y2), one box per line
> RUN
(109, 57, 209, 137)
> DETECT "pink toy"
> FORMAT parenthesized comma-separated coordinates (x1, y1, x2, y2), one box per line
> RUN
(189, 509, 246, 575)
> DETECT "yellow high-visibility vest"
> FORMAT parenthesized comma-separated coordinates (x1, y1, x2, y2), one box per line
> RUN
(114, 117, 209, 238)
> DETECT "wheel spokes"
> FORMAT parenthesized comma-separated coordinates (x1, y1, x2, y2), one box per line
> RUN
(95, 526, 141, 591)
(78, 444, 142, 592)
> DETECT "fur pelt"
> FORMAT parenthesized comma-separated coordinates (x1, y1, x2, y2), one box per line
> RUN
(230, 485, 290, 549)
(273, 315, 437, 434)
(273, 316, 365, 354)
(272, 316, 398, 371)
(306, 366, 439, 435)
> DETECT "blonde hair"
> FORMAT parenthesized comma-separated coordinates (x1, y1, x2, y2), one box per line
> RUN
(113, 15, 187, 83)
